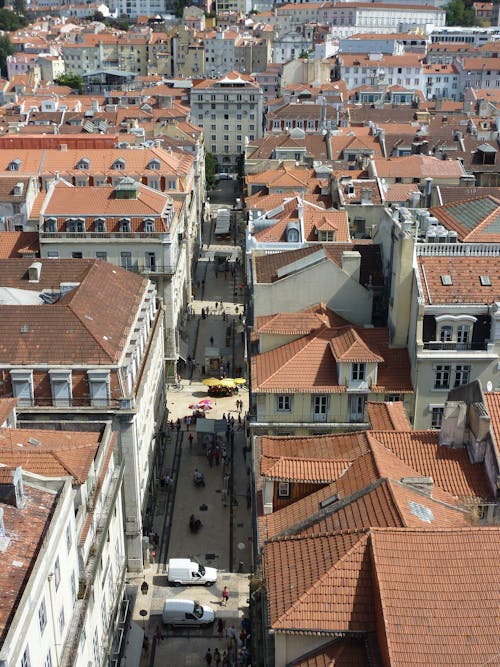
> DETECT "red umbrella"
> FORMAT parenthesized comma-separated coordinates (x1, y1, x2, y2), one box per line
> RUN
(198, 398, 214, 406)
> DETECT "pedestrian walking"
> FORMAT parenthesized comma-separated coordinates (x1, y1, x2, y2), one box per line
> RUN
(222, 586, 229, 606)
(207, 447, 214, 467)
(155, 624, 165, 642)
(222, 413, 226, 421)
(222, 651, 229, 667)
(205, 648, 213, 665)
(242, 444, 247, 461)
(214, 446, 221, 465)
(176, 418, 181, 433)
(188, 433, 193, 448)
(185, 415, 191, 431)
(213, 648, 221, 666)
(230, 431, 234, 446)
(210, 336, 214, 345)
(246, 483, 251, 509)
(217, 618, 225, 637)
(215, 302, 218, 310)
(238, 412, 242, 425)
(230, 415, 235, 427)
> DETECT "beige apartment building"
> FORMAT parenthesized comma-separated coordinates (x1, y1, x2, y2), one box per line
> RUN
(191, 71, 263, 169)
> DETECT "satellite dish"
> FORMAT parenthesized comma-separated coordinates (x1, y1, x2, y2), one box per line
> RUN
(486, 380, 493, 393)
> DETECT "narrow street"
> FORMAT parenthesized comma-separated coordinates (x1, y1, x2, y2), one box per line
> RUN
(128, 180, 254, 666)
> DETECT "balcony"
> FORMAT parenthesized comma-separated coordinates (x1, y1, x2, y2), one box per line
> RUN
(422, 341, 488, 351)
(40, 231, 171, 241)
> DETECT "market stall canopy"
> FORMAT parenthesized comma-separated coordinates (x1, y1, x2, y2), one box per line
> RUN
(195, 419, 227, 434)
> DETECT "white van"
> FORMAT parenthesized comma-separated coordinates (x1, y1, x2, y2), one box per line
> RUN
(162, 599, 215, 627)
(167, 558, 217, 586)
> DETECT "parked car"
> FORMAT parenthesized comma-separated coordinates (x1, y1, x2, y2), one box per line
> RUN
(162, 599, 215, 627)
(167, 558, 217, 586)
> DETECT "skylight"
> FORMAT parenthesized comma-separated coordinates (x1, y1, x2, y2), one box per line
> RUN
(480, 275, 491, 286)
(440, 274, 453, 286)
(408, 500, 434, 524)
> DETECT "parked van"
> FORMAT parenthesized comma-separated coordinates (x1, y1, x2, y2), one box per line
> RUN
(167, 558, 217, 586)
(162, 599, 215, 627)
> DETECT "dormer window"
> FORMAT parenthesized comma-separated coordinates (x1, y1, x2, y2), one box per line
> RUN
(351, 363, 366, 381)
(45, 218, 57, 233)
(66, 218, 84, 233)
(77, 157, 90, 170)
(8, 158, 21, 171)
(439, 325, 452, 342)
(94, 218, 106, 233)
(112, 158, 126, 170)
(318, 230, 335, 242)
(119, 218, 131, 232)
(148, 159, 161, 170)
(143, 218, 155, 232)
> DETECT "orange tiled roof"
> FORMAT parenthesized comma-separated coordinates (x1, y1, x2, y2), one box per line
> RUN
(0, 398, 17, 425)
(484, 392, 500, 448)
(0, 427, 100, 484)
(430, 195, 500, 243)
(371, 431, 493, 500)
(329, 327, 384, 363)
(252, 325, 412, 394)
(371, 527, 500, 666)
(264, 530, 374, 633)
(416, 255, 499, 305)
(373, 154, 464, 179)
(0, 483, 59, 645)
(0, 259, 148, 364)
(255, 304, 351, 336)
(367, 401, 411, 431)
(0, 232, 39, 258)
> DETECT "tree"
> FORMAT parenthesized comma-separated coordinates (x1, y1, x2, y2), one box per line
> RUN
(0, 7, 27, 30)
(205, 151, 217, 190)
(55, 73, 84, 92)
(444, 0, 480, 26)
(0, 33, 14, 77)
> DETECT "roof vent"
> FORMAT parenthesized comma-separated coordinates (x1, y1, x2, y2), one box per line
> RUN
(27, 437, 41, 446)
(401, 476, 433, 497)
(20, 324, 29, 334)
(28, 261, 42, 283)
(440, 274, 453, 286)
(480, 275, 491, 286)
(319, 493, 339, 510)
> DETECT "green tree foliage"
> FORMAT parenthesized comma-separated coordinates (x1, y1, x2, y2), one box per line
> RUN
(444, 0, 480, 26)
(205, 151, 217, 190)
(55, 73, 84, 92)
(0, 33, 14, 76)
(0, 7, 27, 29)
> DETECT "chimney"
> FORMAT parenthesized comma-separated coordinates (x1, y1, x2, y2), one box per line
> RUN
(60, 143, 67, 151)
(424, 176, 432, 207)
(439, 401, 467, 448)
(341, 250, 361, 282)
(360, 187, 373, 205)
(0, 467, 26, 509)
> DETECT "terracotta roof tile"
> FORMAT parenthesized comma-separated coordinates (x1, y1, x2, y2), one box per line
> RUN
(255, 304, 351, 336)
(252, 325, 412, 394)
(0, 259, 148, 364)
(289, 637, 370, 667)
(0, 232, 39, 258)
(371, 527, 500, 666)
(0, 427, 100, 483)
(371, 431, 493, 500)
(262, 457, 349, 483)
(0, 483, 59, 645)
(484, 392, 500, 447)
(367, 401, 411, 431)
(373, 155, 464, 179)
(416, 256, 499, 305)
(329, 327, 384, 363)
(263, 530, 374, 633)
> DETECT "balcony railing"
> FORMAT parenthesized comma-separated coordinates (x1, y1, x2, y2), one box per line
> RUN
(416, 243, 500, 257)
(40, 231, 170, 240)
(422, 341, 488, 351)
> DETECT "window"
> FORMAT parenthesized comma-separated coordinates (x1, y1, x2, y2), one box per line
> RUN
(457, 324, 470, 345)
(384, 394, 401, 402)
(39, 599, 47, 634)
(92, 630, 99, 664)
(454, 365, 470, 387)
(47, 251, 59, 259)
(439, 325, 452, 342)
(70, 571, 76, 602)
(143, 218, 155, 232)
(145, 252, 156, 271)
(88, 370, 110, 406)
(77, 158, 89, 169)
(94, 218, 106, 233)
(349, 394, 366, 421)
(45, 218, 57, 233)
(71, 252, 83, 259)
(54, 556, 61, 590)
(10, 370, 33, 406)
(49, 369, 72, 407)
(351, 363, 366, 381)
(277, 482, 290, 497)
(58, 608, 65, 634)
(147, 159, 160, 170)
(66, 523, 72, 552)
(434, 365, 450, 390)
(119, 218, 131, 233)
(276, 395, 291, 411)
(8, 158, 21, 171)
(431, 406, 444, 428)
(21, 648, 30, 667)
(112, 159, 125, 170)
(96, 251, 107, 261)
(313, 395, 328, 421)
